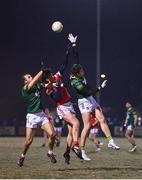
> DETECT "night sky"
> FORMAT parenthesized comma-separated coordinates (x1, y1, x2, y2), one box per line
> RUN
(0, 0, 142, 124)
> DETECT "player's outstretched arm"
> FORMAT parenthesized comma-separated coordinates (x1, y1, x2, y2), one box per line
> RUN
(59, 55, 69, 75)
(94, 80, 108, 94)
(68, 33, 80, 64)
(58, 42, 72, 75)
(27, 70, 43, 90)
(59, 33, 79, 75)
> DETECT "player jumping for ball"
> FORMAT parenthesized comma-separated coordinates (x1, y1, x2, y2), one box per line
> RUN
(17, 69, 56, 167)
(42, 42, 83, 164)
(69, 34, 120, 161)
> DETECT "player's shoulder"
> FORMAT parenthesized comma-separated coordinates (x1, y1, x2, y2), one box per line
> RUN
(54, 71, 61, 80)
(70, 76, 81, 87)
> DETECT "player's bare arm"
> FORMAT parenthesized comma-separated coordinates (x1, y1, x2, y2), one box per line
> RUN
(26, 70, 43, 90)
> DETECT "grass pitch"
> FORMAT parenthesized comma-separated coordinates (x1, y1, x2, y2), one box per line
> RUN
(0, 137, 142, 179)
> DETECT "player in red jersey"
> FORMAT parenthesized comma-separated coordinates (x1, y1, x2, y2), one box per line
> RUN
(42, 39, 82, 164)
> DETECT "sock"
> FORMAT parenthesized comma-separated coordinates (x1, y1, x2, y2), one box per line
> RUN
(81, 145, 85, 152)
(21, 154, 25, 158)
(96, 143, 100, 148)
(107, 135, 113, 142)
(48, 150, 53, 154)
(81, 149, 85, 154)
(74, 141, 79, 148)
(97, 140, 100, 144)
(81, 145, 85, 150)
(65, 144, 71, 153)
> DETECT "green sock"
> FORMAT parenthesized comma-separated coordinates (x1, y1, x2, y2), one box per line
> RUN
(81, 146, 85, 150)
(107, 135, 112, 142)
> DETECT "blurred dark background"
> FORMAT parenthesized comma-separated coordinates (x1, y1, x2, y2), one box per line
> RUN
(0, 0, 142, 128)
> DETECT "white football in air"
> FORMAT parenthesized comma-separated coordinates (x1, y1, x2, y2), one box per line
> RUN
(51, 21, 63, 33)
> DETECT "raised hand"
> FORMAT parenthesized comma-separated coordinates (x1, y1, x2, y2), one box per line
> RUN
(68, 33, 77, 46)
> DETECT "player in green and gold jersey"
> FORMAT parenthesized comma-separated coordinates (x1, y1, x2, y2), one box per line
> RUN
(123, 101, 137, 152)
(69, 34, 120, 161)
(17, 70, 57, 167)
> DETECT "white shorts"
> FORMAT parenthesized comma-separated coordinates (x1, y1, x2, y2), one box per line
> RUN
(26, 111, 49, 128)
(54, 127, 62, 132)
(126, 125, 134, 131)
(90, 127, 99, 134)
(57, 102, 75, 119)
(78, 96, 100, 114)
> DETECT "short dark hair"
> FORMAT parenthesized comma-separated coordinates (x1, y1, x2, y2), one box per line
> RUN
(71, 64, 82, 76)
(42, 68, 52, 81)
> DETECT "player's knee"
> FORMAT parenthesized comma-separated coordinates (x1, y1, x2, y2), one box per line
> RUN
(98, 116, 106, 124)
(50, 131, 56, 139)
(73, 119, 80, 129)
(68, 131, 72, 137)
(125, 133, 130, 139)
(25, 138, 33, 146)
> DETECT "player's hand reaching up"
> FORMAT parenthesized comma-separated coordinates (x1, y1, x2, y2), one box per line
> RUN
(68, 33, 77, 46)
(101, 80, 107, 89)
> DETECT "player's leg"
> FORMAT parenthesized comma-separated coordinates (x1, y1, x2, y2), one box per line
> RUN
(89, 127, 100, 151)
(42, 122, 57, 163)
(63, 124, 73, 164)
(17, 127, 35, 167)
(80, 112, 91, 160)
(125, 128, 136, 152)
(55, 129, 59, 146)
(54, 128, 58, 145)
(64, 113, 79, 145)
(89, 128, 94, 142)
(92, 131, 101, 152)
(55, 128, 62, 147)
(41, 131, 47, 147)
(95, 108, 120, 150)
(57, 103, 82, 159)
(63, 113, 82, 159)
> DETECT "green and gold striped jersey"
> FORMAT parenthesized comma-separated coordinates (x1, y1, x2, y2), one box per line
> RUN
(70, 75, 93, 99)
(22, 83, 45, 113)
(126, 107, 137, 127)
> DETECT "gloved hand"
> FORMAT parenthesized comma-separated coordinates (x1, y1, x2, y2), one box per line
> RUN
(101, 80, 107, 88)
(68, 33, 77, 46)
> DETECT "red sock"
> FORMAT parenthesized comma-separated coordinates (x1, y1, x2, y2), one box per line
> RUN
(65, 144, 71, 153)
(74, 141, 79, 148)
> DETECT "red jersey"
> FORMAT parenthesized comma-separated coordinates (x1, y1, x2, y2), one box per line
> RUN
(90, 114, 100, 129)
(46, 72, 71, 106)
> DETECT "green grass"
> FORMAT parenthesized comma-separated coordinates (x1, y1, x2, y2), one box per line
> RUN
(0, 137, 142, 179)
